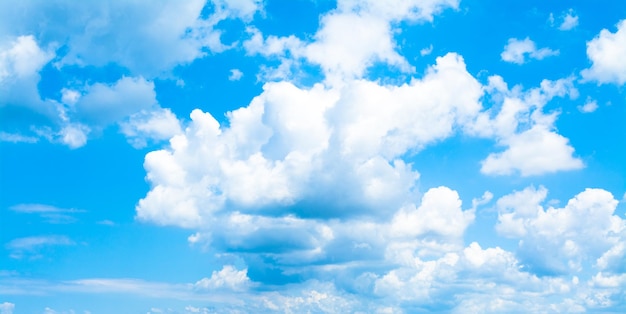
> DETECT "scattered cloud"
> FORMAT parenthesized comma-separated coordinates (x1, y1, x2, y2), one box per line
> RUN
(5, 235, 74, 259)
(501, 37, 559, 64)
(97, 220, 116, 226)
(420, 45, 434, 56)
(0, 132, 38, 143)
(228, 69, 244, 81)
(0, 302, 14, 314)
(581, 19, 626, 85)
(559, 10, 579, 31)
(578, 98, 599, 113)
(194, 266, 250, 291)
(10, 204, 85, 224)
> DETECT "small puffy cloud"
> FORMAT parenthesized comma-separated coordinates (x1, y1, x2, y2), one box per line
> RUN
(578, 98, 598, 113)
(228, 69, 243, 81)
(0, 302, 14, 314)
(58, 123, 90, 149)
(194, 266, 250, 291)
(119, 108, 182, 148)
(420, 45, 433, 56)
(558, 10, 579, 31)
(581, 19, 626, 85)
(5, 235, 74, 259)
(501, 37, 559, 64)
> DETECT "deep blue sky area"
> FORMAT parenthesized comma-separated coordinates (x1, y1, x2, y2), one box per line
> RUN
(1, 0, 626, 313)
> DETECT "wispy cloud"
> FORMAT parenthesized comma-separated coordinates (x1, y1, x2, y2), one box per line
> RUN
(5, 235, 74, 259)
(0, 132, 38, 144)
(10, 204, 85, 224)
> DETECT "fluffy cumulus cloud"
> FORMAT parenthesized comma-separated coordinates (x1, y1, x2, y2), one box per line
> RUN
(501, 37, 559, 64)
(496, 186, 625, 275)
(5, 1, 626, 312)
(136, 52, 482, 229)
(582, 19, 626, 85)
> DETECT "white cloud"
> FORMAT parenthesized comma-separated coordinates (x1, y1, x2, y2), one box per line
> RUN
(0, 1, 262, 76)
(495, 186, 625, 274)
(75, 76, 157, 125)
(420, 45, 434, 56)
(0, 302, 14, 314)
(194, 266, 250, 291)
(0, 35, 55, 114)
(243, 0, 458, 82)
(5, 235, 74, 259)
(0, 35, 52, 80)
(228, 69, 243, 81)
(390, 187, 475, 240)
(581, 19, 626, 85)
(558, 10, 579, 31)
(470, 77, 583, 176)
(10, 203, 85, 224)
(578, 99, 598, 113)
(337, 0, 460, 22)
(501, 37, 559, 64)
(136, 53, 482, 228)
(0, 132, 38, 143)
(480, 125, 583, 176)
(58, 123, 90, 149)
(210, 0, 263, 22)
(305, 12, 413, 80)
(43, 308, 56, 314)
(119, 108, 182, 148)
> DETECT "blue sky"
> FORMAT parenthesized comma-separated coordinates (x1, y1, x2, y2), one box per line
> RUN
(1, 0, 626, 313)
